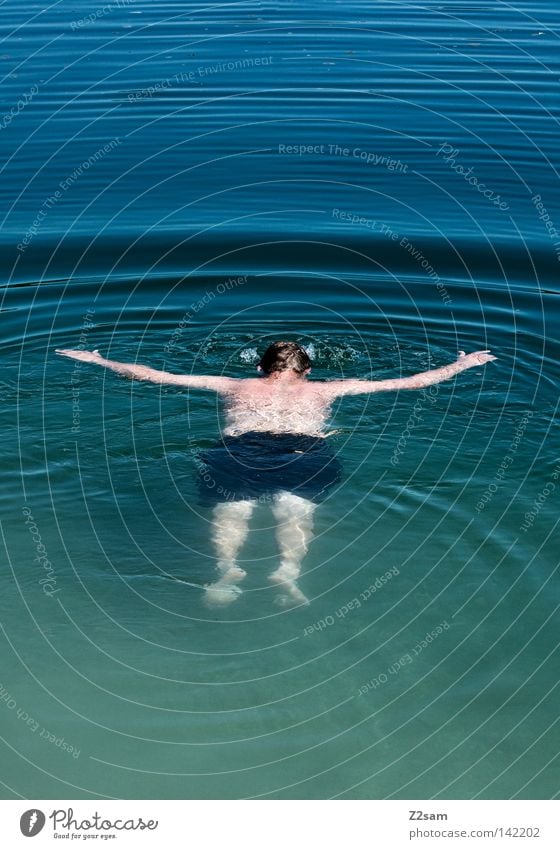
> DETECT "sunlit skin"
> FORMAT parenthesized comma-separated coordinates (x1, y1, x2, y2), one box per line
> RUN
(55, 348, 496, 437)
(56, 346, 496, 606)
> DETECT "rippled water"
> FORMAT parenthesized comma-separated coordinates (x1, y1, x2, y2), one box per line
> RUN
(1, 1, 559, 800)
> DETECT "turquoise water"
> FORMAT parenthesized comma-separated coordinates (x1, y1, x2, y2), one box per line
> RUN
(2, 1, 559, 799)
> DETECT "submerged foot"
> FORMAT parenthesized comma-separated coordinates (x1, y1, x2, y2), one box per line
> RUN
(274, 585, 310, 608)
(203, 581, 243, 607)
(269, 563, 309, 608)
(203, 563, 247, 607)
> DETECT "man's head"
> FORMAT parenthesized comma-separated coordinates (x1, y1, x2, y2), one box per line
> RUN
(257, 341, 311, 376)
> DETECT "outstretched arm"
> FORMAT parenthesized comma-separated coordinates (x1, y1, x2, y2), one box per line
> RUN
(321, 350, 497, 398)
(55, 349, 237, 393)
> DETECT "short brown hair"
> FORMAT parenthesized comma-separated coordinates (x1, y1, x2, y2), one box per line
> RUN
(258, 341, 311, 374)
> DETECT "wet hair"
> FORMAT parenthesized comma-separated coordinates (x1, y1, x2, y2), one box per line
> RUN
(258, 340, 311, 375)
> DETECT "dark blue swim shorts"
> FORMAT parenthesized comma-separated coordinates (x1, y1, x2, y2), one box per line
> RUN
(197, 431, 342, 506)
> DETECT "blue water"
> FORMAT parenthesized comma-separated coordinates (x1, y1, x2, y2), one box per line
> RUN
(1, 1, 559, 799)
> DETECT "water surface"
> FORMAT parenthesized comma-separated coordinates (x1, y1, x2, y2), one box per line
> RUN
(1, 0, 559, 800)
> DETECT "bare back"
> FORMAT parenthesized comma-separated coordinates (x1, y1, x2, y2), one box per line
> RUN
(220, 377, 334, 437)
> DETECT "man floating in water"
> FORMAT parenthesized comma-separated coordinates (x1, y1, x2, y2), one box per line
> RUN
(56, 341, 496, 607)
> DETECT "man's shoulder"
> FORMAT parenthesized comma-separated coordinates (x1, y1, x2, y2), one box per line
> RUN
(303, 379, 337, 398)
(222, 376, 260, 394)
(231, 377, 260, 388)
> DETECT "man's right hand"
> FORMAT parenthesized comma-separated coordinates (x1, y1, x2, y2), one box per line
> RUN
(55, 348, 104, 363)
(457, 349, 497, 367)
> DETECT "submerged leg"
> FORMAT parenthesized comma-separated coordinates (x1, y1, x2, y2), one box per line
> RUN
(269, 491, 316, 607)
(204, 499, 256, 607)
